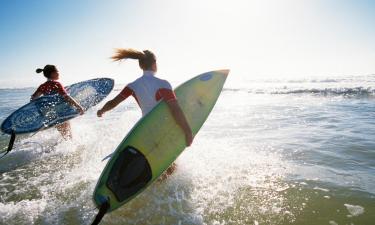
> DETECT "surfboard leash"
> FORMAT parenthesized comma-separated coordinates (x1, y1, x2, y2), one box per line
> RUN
(91, 201, 110, 225)
(0, 131, 16, 159)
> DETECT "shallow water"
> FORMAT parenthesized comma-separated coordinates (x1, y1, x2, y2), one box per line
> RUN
(0, 75, 374, 224)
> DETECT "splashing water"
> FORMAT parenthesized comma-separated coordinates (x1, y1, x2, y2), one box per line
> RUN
(1, 75, 375, 224)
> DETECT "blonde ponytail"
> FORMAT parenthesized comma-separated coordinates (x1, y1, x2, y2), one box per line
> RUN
(111, 48, 145, 61)
(111, 48, 157, 70)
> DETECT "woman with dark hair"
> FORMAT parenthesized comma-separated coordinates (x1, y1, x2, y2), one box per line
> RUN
(31, 64, 84, 139)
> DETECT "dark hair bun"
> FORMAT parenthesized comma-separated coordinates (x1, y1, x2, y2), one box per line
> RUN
(36, 68, 43, 73)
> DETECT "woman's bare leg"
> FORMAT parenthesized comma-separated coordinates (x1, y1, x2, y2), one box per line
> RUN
(158, 162, 177, 182)
(56, 122, 72, 140)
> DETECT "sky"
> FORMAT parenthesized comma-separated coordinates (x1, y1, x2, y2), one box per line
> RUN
(0, 0, 374, 88)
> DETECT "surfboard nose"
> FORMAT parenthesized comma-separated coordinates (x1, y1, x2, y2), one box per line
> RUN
(216, 69, 230, 76)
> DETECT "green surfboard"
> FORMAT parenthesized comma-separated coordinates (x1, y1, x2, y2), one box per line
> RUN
(93, 69, 229, 212)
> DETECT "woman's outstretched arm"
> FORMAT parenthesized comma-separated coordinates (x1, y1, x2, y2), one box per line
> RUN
(97, 94, 126, 117)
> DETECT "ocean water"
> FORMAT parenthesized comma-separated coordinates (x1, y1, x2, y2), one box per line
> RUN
(0, 74, 374, 225)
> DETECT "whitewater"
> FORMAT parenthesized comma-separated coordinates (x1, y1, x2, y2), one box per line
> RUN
(0, 73, 374, 224)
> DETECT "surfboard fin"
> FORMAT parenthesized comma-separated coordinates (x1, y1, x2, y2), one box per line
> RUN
(91, 201, 110, 225)
(101, 152, 114, 161)
(0, 131, 16, 159)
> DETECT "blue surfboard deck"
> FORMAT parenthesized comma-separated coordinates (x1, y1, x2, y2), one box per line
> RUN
(1, 78, 114, 135)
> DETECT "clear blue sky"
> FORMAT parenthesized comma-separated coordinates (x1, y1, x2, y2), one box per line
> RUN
(0, 0, 374, 88)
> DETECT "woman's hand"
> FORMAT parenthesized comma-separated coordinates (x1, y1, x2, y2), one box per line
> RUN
(64, 95, 85, 115)
(78, 106, 85, 115)
(97, 109, 104, 117)
(96, 94, 126, 118)
(185, 131, 194, 147)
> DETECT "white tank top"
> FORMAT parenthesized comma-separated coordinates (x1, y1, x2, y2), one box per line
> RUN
(127, 71, 173, 116)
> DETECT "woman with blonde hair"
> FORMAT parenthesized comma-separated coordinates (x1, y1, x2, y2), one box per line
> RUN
(97, 48, 193, 146)
(92, 48, 193, 225)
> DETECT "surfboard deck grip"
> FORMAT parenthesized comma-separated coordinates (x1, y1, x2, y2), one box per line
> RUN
(106, 146, 152, 202)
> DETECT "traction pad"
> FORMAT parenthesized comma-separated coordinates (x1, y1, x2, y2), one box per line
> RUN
(106, 146, 152, 202)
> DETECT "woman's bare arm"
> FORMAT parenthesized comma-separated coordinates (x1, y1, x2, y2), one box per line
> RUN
(97, 94, 125, 117)
(64, 95, 85, 115)
(30, 91, 42, 101)
(166, 100, 193, 146)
